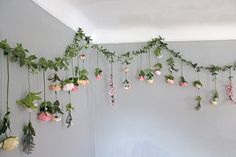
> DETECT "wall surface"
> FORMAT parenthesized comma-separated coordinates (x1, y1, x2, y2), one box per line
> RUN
(1, 0, 236, 157)
(0, 0, 94, 157)
(93, 41, 236, 157)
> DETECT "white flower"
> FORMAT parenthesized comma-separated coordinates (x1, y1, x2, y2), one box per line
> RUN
(1, 136, 19, 151)
(124, 84, 131, 90)
(147, 79, 154, 84)
(211, 100, 218, 105)
(124, 67, 129, 73)
(52, 116, 62, 122)
(63, 83, 74, 91)
(154, 70, 161, 76)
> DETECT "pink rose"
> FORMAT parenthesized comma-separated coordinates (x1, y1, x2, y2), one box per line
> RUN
(180, 82, 188, 87)
(37, 112, 53, 122)
(138, 76, 145, 81)
(96, 75, 102, 80)
(71, 86, 78, 92)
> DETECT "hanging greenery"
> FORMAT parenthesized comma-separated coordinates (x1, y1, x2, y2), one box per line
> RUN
(16, 92, 41, 112)
(22, 121, 36, 154)
(0, 55, 19, 151)
(66, 102, 74, 128)
(195, 95, 202, 111)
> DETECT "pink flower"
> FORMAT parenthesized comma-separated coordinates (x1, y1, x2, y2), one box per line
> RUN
(96, 75, 102, 80)
(49, 84, 61, 91)
(77, 80, 89, 86)
(71, 86, 78, 92)
(138, 76, 145, 81)
(180, 82, 188, 87)
(37, 112, 53, 122)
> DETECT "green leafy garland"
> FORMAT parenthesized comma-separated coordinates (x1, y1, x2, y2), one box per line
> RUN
(0, 28, 235, 75)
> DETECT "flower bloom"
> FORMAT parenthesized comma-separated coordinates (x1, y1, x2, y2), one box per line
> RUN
(0, 136, 19, 151)
(96, 75, 102, 80)
(138, 76, 145, 81)
(49, 84, 61, 91)
(63, 83, 75, 91)
(167, 79, 174, 85)
(180, 82, 188, 87)
(71, 86, 78, 92)
(37, 112, 53, 122)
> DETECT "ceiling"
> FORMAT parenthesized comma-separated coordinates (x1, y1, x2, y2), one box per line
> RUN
(32, 0, 236, 43)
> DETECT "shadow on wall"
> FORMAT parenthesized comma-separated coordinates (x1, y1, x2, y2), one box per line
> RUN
(111, 141, 170, 157)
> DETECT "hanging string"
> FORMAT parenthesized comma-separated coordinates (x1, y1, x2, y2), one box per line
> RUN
(180, 53, 184, 77)
(214, 75, 217, 92)
(96, 51, 99, 68)
(109, 56, 115, 107)
(140, 53, 143, 69)
(82, 56, 85, 69)
(6, 55, 10, 111)
(71, 58, 74, 77)
(148, 50, 151, 69)
(76, 55, 80, 77)
(43, 69, 46, 102)
(27, 68, 31, 121)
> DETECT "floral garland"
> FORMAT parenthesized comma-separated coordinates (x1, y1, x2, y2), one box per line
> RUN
(1, 26, 236, 155)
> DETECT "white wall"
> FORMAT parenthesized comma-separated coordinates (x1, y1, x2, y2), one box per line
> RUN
(0, 0, 94, 157)
(1, 0, 236, 157)
(92, 41, 236, 157)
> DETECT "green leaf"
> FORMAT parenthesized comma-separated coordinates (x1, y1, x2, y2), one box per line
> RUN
(16, 92, 41, 111)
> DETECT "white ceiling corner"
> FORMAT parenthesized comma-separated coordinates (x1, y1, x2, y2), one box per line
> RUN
(32, 0, 236, 44)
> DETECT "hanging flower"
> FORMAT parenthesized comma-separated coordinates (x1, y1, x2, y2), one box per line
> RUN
(179, 76, 188, 87)
(38, 100, 63, 122)
(37, 112, 53, 122)
(77, 69, 89, 86)
(79, 54, 86, 60)
(193, 80, 203, 89)
(0, 136, 19, 151)
(63, 83, 75, 91)
(138, 70, 145, 81)
(49, 84, 61, 91)
(124, 67, 129, 73)
(210, 91, 219, 105)
(71, 85, 78, 92)
(109, 73, 116, 107)
(51, 100, 64, 122)
(165, 75, 175, 85)
(145, 69, 154, 84)
(122, 79, 131, 90)
(153, 63, 162, 76)
(195, 96, 202, 111)
(95, 68, 103, 80)
(226, 75, 236, 104)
